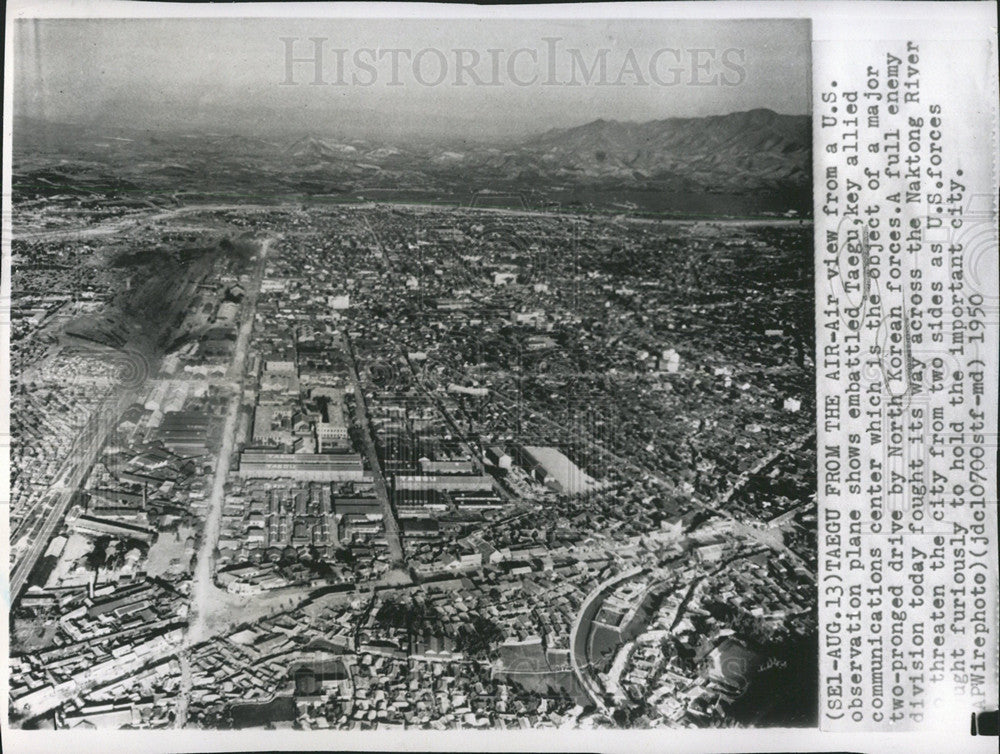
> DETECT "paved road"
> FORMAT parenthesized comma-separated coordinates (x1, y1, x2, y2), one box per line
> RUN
(175, 650, 192, 727)
(187, 235, 272, 645)
(569, 546, 770, 717)
(343, 336, 405, 565)
(568, 566, 647, 712)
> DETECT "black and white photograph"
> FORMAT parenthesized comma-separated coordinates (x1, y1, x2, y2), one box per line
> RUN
(1, 1, 996, 750)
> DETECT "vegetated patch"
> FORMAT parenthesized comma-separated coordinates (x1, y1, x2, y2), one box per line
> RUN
(228, 695, 297, 729)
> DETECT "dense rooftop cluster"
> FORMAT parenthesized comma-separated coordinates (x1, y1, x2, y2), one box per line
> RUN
(10, 203, 816, 730)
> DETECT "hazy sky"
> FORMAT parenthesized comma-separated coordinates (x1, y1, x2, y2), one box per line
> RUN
(15, 18, 809, 141)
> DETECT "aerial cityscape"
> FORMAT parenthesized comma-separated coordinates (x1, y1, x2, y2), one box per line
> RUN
(5, 17, 816, 731)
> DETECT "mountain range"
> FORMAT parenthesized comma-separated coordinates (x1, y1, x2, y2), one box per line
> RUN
(520, 109, 809, 191)
(13, 109, 811, 213)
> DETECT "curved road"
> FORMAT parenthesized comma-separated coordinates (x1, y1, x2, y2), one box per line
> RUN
(568, 565, 646, 712)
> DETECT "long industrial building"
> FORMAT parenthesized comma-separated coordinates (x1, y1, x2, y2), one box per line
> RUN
(393, 474, 494, 492)
(237, 450, 365, 481)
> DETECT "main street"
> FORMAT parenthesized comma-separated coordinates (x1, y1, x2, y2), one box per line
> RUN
(342, 336, 405, 566)
(186, 235, 272, 645)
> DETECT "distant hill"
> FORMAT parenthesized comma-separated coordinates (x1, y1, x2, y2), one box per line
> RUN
(508, 108, 810, 192)
(283, 136, 358, 163)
